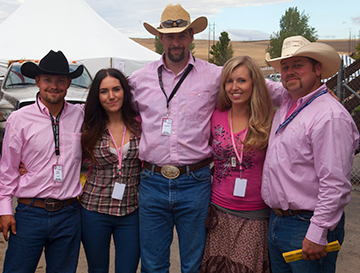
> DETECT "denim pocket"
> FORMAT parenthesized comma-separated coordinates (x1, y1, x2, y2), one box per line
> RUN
(296, 212, 313, 221)
(191, 166, 211, 182)
(16, 202, 30, 213)
(140, 167, 151, 179)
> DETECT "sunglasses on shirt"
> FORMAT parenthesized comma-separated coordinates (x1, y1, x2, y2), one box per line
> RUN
(160, 19, 190, 28)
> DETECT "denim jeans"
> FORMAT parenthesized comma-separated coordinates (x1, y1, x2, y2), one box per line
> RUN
(139, 165, 211, 273)
(268, 210, 345, 273)
(81, 207, 140, 273)
(3, 199, 81, 273)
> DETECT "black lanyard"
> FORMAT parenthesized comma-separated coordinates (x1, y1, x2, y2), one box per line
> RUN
(158, 64, 193, 110)
(36, 92, 64, 156)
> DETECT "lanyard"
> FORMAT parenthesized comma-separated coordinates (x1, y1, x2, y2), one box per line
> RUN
(229, 108, 248, 173)
(158, 64, 193, 117)
(275, 89, 328, 135)
(36, 93, 64, 158)
(107, 125, 127, 176)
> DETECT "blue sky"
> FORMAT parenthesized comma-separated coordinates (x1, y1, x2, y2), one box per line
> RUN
(0, 0, 359, 41)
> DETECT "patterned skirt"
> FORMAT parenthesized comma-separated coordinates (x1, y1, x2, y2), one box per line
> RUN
(200, 206, 270, 273)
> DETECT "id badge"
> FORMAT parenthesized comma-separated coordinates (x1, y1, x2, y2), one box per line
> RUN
(53, 165, 63, 182)
(233, 178, 247, 197)
(231, 157, 237, 167)
(112, 183, 126, 200)
(161, 118, 172, 136)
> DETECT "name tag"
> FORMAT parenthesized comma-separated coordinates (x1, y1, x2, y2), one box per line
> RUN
(161, 118, 172, 136)
(112, 183, 126, 200)
(233, 178, 247, 197)
(53, 165, 63, 182)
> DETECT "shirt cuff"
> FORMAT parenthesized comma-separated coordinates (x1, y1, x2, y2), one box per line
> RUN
(306, 222, 328, 246)
(0, 199, 14, 215)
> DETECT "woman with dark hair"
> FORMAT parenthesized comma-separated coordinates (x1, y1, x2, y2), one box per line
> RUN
(80, 68, 141, 273)
(200, 56, 273, 273)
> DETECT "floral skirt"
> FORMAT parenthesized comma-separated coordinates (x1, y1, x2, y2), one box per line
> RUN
(200, 206, 270, 273)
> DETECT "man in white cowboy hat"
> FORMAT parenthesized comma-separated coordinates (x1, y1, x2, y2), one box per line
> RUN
(262, 36, 359, 272)
(0, 50, 84, 272)
(128, 3, 222, 273)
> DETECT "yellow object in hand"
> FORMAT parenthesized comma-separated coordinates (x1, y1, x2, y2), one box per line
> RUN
(282, 240, 341, 263)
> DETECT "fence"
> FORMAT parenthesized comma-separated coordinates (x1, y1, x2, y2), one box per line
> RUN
(326, 57, 360, 186)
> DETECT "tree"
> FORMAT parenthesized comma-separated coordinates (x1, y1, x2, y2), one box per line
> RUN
(267, 7, 318, 58)
(353, 42, 360, 60)
(209, 31, 234, 66)
(154, 35, 196, 56)
(155, 36, 163, 54)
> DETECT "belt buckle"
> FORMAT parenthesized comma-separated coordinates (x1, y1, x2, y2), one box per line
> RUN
(161, 165, 180, 179)
(44, 198, 62, 212)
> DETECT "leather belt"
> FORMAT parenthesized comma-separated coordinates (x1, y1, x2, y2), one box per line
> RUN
(18, 198, 78, 212)
(272, 208, 312, 218)
(143, 158, 212, 179)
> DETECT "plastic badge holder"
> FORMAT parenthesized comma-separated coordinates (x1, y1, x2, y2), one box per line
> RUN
(282, 240, 341, 263)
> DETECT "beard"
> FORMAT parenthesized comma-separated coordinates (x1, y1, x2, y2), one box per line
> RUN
(41, 89, 66, 105)
(167, 47, 185, 63)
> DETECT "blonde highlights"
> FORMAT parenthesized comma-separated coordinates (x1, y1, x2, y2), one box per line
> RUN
(218, 56, 274, 150)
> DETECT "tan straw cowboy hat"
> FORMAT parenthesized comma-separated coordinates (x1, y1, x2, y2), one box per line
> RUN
(265, 35, 341, 79)
(143, 3, 207, 37)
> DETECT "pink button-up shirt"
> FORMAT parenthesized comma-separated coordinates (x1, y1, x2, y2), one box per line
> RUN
(0, 98, 84, 215)
(262, 82, 359, 245)
(128, 53, 222, 166)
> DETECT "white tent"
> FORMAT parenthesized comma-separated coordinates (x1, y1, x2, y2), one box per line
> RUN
(0, 0, 160, 76)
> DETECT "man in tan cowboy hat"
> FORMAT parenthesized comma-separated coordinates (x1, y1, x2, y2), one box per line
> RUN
(262, 36, 359, 272)
(128, 3, 222, 273)
(0, 50, 84, 272)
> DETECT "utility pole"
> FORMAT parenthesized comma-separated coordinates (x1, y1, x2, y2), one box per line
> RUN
(208, 22, 215, 61)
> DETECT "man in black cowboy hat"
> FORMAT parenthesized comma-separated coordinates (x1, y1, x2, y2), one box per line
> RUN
(0, 50, 84, 272)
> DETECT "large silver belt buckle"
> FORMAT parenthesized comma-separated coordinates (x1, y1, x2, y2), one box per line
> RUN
(161, 165, 180, 179)
(44, 198, 62, 212)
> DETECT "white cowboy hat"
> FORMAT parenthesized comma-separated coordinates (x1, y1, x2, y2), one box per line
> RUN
(143, 3, 207, 37)
(265, 35, 341, 79)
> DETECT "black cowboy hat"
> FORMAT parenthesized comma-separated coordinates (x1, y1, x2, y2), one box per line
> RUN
(21, 50, 84, 79)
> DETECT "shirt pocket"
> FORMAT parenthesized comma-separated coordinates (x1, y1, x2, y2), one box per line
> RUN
(71, 133, 82, 162)
(185, 90, 210, 123)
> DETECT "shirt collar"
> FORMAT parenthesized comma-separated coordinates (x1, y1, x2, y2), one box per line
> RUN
(285, 83, 327, 106)
(36, 93, 68, 117)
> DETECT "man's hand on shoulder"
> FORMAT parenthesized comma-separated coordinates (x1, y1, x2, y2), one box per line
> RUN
(302, 237, 327, 261)
(1, 215, 16, 241)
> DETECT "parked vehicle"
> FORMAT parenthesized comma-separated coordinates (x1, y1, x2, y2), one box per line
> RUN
(0, 61, 92, 152)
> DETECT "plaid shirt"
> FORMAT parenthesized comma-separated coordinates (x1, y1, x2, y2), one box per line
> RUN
(81, 124, 141, 216)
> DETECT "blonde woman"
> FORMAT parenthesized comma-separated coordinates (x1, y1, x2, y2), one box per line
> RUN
(200, 56, 273, 273)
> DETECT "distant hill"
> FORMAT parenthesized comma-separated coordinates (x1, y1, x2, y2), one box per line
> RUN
(131, 38, 353, 71)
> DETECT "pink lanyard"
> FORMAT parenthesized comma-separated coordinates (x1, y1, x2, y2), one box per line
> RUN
(107, 125, 127, 176)
(229, 108, 248, 173)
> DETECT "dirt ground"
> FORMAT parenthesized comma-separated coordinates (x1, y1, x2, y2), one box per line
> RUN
(0, 189, 359, 272)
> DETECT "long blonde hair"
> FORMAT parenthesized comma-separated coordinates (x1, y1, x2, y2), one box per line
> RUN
(218, 56, 273, 150)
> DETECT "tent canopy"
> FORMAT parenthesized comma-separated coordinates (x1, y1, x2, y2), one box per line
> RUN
(0, 0, 159, 76)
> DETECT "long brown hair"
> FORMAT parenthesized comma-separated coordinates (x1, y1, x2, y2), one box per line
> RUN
(81, 68, 138, 162)
(218, 56, 273, 150)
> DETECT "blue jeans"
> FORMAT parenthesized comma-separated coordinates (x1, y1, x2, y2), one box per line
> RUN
(3, 199, 81, 273)
(81, 207, 140, 273)
(139, 165, 211, 273)
(268, 210, 345, 273)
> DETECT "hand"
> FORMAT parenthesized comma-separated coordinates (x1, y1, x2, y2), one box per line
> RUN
(1, 215, 16, 241)
(19, 162, 28, 176)
(328, 88, 340, 102)
(302, 237, 327, 261)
